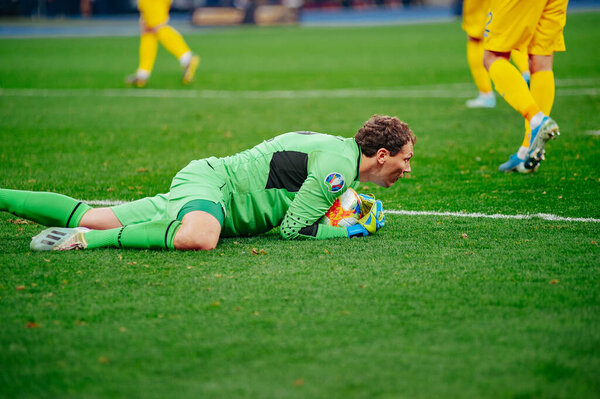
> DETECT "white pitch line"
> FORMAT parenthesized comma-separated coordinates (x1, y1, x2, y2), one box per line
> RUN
(386, 210, 600, 223)
(82, 199, 600, 223)
(555, 77, 600, 86)
(1, 86, 599, 100)
(83, 199, 127, 206)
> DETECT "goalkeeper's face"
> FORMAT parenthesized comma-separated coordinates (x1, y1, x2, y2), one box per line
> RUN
(377, 142, 413, 187)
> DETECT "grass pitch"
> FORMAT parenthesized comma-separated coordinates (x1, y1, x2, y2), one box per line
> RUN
(1, 12, 600, 398)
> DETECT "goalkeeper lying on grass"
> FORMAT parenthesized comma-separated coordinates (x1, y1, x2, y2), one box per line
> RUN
(0, 115, 415, 251)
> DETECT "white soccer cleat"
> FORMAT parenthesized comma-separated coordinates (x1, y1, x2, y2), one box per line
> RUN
(30, 227, 89, 251)
(466, 92, 496, 108)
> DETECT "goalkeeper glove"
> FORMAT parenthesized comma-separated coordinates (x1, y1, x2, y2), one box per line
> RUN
(346, 194, 385, 238)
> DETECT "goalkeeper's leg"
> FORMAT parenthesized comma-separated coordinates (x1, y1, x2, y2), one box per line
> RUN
(172, 211, 220, 250)
(31, 211, 220, 251)
(0, 189, 92, 228)
(31, 219, 179, 251)
(79, 204, 220, 250)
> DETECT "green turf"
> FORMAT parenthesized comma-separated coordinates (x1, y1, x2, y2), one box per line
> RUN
(1, 12, 600, 399)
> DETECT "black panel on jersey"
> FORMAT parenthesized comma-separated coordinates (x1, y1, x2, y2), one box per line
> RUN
(299, 222, 319, 237)
(265, 151, 308, 192)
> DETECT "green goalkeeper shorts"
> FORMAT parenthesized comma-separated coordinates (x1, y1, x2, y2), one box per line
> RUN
(112, 157, 228, 226)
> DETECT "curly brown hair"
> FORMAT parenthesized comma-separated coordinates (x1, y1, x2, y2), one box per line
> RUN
(354, 115, 416, 157)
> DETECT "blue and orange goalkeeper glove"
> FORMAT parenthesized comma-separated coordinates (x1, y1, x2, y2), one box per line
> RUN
(346, 194, 385, 238)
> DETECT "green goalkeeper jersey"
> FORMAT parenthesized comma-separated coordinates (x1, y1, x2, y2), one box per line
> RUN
(213, 131, 361, 240)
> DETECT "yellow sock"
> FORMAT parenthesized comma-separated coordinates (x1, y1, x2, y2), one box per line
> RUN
(489, 58, 540, 120)
(467, 40, 492, 93)
(530, 71, 555, 115)
(521, 70, 555, 146)
(510, 49, 529, 74)
(156, 25, 190, 60)
(522, 119, 531, 148)
(138, 32, 158, 73)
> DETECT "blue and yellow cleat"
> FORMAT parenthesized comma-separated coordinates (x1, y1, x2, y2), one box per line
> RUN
(499, 153, 530, 173)
(523, 116, 560, 171)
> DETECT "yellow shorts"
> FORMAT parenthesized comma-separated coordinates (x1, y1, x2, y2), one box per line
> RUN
(138, 0, 172, 28)
(461, 0, 490, 39)
(484, 0, 567, 55)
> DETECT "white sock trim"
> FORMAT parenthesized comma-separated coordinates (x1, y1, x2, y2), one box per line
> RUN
(530, 112, 546, 131)
(136, 69, 151, 79)
(179, 52, 192, 67)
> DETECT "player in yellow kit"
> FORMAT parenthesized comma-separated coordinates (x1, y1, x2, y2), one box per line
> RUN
(126, 0, 200, 88)
(484, 0, 567, 173)
(462, 0, 530, 108)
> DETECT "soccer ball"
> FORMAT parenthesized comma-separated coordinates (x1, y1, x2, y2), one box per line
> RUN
(319, 188, 361, 227)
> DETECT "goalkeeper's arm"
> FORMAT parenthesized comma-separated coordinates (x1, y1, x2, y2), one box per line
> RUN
(280, 193, 385, 240)
(279, 209, 348, 240)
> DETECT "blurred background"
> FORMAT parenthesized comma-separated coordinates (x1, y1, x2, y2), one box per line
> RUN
(0, 0, 455, 18)
(2, 0, 598, 30)
(0, 0, 460, 26)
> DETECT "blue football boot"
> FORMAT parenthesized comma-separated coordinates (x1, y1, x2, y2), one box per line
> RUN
(499, 153, 529, 173)
(523, 116, 560, 171)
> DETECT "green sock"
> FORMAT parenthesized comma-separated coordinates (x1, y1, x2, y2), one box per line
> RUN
(84, 219, 181, 250)
(0, 189, 91, 228)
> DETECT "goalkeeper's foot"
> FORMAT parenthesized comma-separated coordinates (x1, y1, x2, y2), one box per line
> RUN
(30, 227, 89, 251)
(182, 55, 200, 85)
(125, 74, 148, 88)
(524, 116, 560, 171)
(498, 153, 530, 173)
(466, 92, 496, 108)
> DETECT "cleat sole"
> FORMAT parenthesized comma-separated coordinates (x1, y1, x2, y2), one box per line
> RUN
(524, 118, 560, 171)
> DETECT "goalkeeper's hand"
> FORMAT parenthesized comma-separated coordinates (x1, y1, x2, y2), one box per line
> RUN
(346, 194, 385, 238)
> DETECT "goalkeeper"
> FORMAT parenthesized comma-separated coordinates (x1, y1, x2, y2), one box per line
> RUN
(0, 115, 415, 251)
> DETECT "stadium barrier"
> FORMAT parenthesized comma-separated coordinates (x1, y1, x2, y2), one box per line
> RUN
(192, 5, 300, 26)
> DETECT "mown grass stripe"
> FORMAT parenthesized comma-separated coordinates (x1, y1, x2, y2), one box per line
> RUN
(1, 85, 599, 100)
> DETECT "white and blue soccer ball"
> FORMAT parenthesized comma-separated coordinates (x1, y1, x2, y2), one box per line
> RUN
(319, 188, 362, 227)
